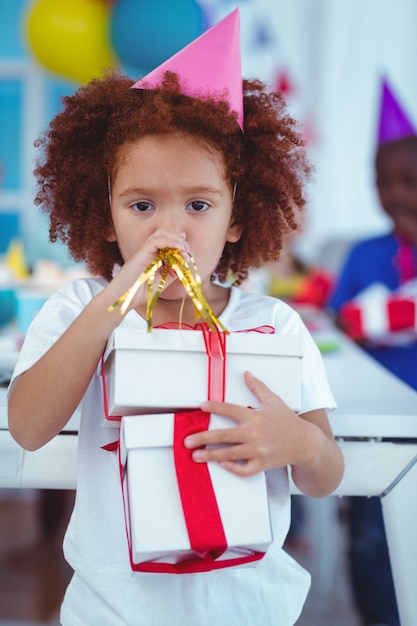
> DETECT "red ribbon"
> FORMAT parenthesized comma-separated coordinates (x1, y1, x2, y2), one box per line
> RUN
(195, 324, 226, 402)
(130, 551, 264, 574)
(173, 410, 227, 558)
(388, 298, 416, 331)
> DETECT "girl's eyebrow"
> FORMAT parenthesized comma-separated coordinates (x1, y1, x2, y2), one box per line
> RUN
(117, 186, 151, 199)
(185, 186, 224, 196)
(117, 185, 224, 198)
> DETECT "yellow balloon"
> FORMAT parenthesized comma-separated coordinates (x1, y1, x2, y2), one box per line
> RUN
(25, 0, 117, 83)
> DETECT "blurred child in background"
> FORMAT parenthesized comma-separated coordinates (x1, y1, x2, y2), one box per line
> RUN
(327, 78, 417, 626)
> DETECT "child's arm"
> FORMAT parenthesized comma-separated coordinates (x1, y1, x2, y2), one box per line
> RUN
(8, 289, 126, 451)
(184, 371, 344, 498)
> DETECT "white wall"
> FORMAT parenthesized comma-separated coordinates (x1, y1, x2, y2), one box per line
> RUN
(204, 0, 417, 266)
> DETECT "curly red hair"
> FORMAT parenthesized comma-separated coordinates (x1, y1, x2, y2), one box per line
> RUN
(34, 71, 311, 283)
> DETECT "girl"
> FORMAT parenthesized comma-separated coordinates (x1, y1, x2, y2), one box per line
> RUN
(8, 21, 343, 626)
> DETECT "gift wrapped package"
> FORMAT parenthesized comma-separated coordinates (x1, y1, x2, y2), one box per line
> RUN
(102, 327, 304, 422)
(339, 283, 417, 343)
(119, 412, 272, 572)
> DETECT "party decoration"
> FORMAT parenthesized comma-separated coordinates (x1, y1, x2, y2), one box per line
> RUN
(110, 0, 206, 76)
(25, 0, 116, 83)
(5, 239, 29, 280)
(133, 9, 243, 130)
(378, 78, 416, 146)
(109, 247, 228, 334)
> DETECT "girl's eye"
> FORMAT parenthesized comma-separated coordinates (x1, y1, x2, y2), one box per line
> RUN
(188, 200, 209, 212)
(131, 201, 154, 212)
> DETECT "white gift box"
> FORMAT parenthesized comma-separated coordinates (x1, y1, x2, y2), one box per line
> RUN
(119, 413, 272, 570)
(103, 327, 304, 421)
(340, 283, 417, 345)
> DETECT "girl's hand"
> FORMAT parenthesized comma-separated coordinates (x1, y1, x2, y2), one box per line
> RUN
(184, 371, 318, 476)
(105, 229, 189, 311)
(184, 371, 344, 497)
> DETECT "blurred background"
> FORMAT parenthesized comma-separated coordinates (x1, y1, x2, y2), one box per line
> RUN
(1, 1, 417, 624)
(1, 0, 417, 275)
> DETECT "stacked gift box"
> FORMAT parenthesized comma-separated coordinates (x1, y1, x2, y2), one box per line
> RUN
(103, 327, 304, 420)
(102, 325, 304, 572)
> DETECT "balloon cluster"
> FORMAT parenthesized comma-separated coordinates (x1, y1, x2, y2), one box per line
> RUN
(24, 0, 207, 84)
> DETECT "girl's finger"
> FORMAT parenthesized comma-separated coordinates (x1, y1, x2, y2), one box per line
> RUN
(192, 442, 250, 464)
(219, 459, 261, 477)
(184, 426, 243, 450)
(199, 402, 245, 423)
(242, 371, 277, 405)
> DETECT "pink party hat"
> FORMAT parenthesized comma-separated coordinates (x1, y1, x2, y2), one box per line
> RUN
(132, 9, 243, 129)
(378, 78, 416, 145)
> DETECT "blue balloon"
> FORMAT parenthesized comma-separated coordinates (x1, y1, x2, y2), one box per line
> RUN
(110, 0, 206, 76)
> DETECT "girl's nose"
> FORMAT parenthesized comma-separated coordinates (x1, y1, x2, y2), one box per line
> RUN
(158, 208, 187, 242)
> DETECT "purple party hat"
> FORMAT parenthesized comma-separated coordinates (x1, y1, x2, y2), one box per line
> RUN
(378, 79, 416, 145)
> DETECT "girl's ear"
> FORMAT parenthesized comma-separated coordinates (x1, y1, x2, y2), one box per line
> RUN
(226, 219, 243, 243)
(106, 224, 117, 243)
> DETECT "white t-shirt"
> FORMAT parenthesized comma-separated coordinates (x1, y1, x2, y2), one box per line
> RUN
(10, 278, 336, 626)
